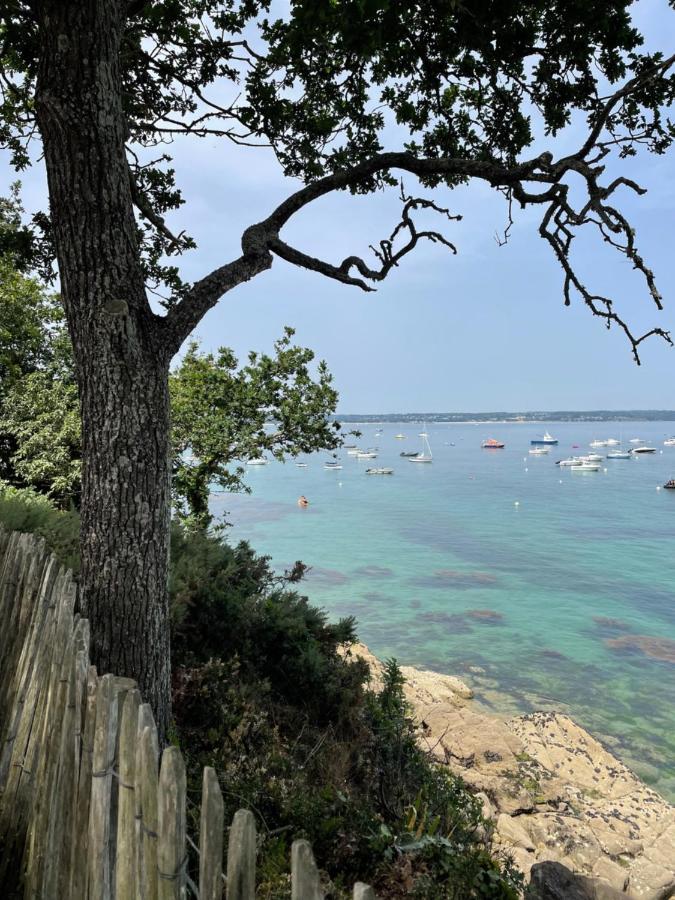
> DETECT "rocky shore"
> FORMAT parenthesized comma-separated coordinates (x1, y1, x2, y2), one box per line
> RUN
(345, 644, 674, 899)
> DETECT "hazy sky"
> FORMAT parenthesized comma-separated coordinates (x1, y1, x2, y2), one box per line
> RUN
(3, 1, 675, 413)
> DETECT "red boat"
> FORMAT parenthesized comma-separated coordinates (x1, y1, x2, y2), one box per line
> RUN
(481, 438, 505, 449)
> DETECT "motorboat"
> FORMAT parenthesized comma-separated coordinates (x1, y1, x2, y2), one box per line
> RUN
(572, 461, 601, 472)
(664, 438, 675, 447)
(343, 444, 357, 449)
(366, 467, 393, 475)
(409, 433, 433, 463)
(246, 458, 268, 466)
(400, 451, 419, 457)
(324, 461, 343, 469)
(531, 432, 558, 445)
(605, 438, 621, 446)
(606, 450, 631, 459)
(589, 440, 609, 448)
(663, 479, 675, 490)
(482, 438, 505, 449)
(347, 447, 361, 455)
(394, 434, 406, 439)
(557, 457, 583, 467)
(631, 446, 657, 454)
(629, 438, 643, 444)
(356, 451, 378, 459)
(296, 463, 308, 467)
(528, 447, 550, 455)
(582, 453, 604, 463)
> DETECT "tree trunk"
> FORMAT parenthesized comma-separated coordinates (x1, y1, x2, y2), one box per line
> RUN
(35, 0, 172, 738)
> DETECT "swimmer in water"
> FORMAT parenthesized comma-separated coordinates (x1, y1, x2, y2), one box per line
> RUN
(297, 495, 309, 507)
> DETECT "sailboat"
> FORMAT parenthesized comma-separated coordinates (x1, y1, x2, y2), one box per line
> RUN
(409, 433, 433, 463)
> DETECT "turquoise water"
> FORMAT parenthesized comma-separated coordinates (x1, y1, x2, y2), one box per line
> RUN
(213, 422, 675, 799)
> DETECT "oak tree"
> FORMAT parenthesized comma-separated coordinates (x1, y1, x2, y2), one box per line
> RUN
(1, 0, 673, 735)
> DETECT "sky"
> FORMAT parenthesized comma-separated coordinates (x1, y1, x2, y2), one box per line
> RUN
(3, 1, 675, 413)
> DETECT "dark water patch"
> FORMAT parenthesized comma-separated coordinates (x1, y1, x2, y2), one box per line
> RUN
(465, 608, 504, 624)
(409, 598, 421, 609)
(304, 566, 349, 586)
(417, 611, 473, 633)
(593, 616, 632, 631)
(410, 569, 498, 590)
(538, 648, 567, 661)
(362, 591, 389, 604)
(605, 634, 675, 664)
(353, 565, 394, 578)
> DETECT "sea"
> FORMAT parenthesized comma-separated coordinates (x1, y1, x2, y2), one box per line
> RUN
(212, 421, 675, 800)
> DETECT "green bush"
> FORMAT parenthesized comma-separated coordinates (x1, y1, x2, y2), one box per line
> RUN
(0, 483, 79, 572)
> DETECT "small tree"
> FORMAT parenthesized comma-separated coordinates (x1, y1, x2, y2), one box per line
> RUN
(1, 1, 673, 733)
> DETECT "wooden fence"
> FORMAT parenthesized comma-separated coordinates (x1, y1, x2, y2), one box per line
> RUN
(0, 528, 376, 899)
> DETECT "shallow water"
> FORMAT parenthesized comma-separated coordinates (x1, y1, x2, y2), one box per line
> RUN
(213, 421, 675, 798)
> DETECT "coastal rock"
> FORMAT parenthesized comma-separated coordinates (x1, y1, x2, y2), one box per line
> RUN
(346, 643, 675, 900)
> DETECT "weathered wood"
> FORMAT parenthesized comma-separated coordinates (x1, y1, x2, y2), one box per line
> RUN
(70, 665, 99, 900)
(157, 746, 187, 900)
(353, 883, 376, 899)
(116, 688, 141, 900)
(291, 839, 324, 900)
(199, 766, 224, 900)
(87, 672, 120, 900)
(227, 809, 256, 900)
(138, 720, 160, 900)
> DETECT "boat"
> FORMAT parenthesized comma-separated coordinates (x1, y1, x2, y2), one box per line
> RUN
(482, 438, 505, 449)
(356, 451, 378, 459)
(324, 461, 343, 469)
(664, 438, 675, 447)
(606, 450, 631, 459)
(246, 458, 268, 466)
(605, 438, 621, 446)
(629, 438, 643, 444)
(581, 453, 603, 462)
(409, 433, 433, 463)
(295, 463, 308, 468)
(663, 479, 675, 490)
(557, 457, 582, 467)
(346, 447, 361, 456)
(366, 467, 393, 475)
(589, 440, 609, 448)
(571, 461, 601, 472)
(528, 447, 550, 455)
(531, 432, 558, 445)
(394, 434, 406, 439)
(400, 451, 419, 457)
(343, 444, 357, 449)
(631, 446, 657, 454)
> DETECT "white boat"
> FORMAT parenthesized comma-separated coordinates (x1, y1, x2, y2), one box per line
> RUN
(629, 438, 643, 444)
(605, 438, 621, 446)
(606, 450, 631, 459)
(394, 434, 406, 439)
(572, 462, 601, 472)
(664, 438, 675, 447)
(528, 447, 550, 455)
(366, 467, 393, 475)
(557, 457, 583, 467)
(347, 448, 361, 456)
(631, 446, 657, 454)
(581, 453, 603, 462)
(589, 440, 609, 448)
(296, 463, 308, 468)
(246, 458, 268, 466)
(409, 433, 433, 463)
(356, 451, 378, 459)
(324, 461, 343, 469)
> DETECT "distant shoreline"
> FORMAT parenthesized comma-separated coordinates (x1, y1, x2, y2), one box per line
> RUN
(333, 410, 675, 424)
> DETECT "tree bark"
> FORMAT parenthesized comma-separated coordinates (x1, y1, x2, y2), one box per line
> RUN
(35, 0, 172, 738)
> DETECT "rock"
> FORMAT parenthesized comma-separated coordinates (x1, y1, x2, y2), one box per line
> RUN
(347, 644, 675, 900)
(527, 861, 626, 899)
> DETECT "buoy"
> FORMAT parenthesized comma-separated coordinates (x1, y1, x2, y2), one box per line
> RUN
(525, 467, 528, 472)
(559, 480, 563, 484)
(514, 501, 520, 506)
(656, 485, 661, 491)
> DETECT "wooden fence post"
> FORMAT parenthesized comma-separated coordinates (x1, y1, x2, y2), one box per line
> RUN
(157, 746, 187, 900)
(87, 672, 119, 900)
(199, 766, 224, 900)
(227, 809, 256, 900)
(291, 839, 324, 900)
(116, 688, 141, 900)
(137, 719, 159, 900)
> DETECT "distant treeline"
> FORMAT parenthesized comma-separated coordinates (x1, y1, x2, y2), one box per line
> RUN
(332, 410, 675, 423)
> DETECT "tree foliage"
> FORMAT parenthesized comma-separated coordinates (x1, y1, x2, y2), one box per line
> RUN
(171, 328, 341, 528)
(2, 1, 673, 359)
